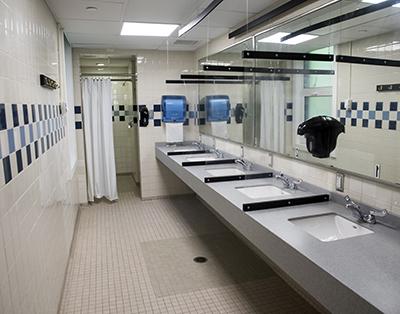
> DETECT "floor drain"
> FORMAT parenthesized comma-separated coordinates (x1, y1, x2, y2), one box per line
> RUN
(193, 256, 208, 263)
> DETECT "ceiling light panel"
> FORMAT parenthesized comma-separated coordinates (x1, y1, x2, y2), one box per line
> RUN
(362, 0, 400, 8)
(120, 22, 178, 37)
(258, 32, 318, 45)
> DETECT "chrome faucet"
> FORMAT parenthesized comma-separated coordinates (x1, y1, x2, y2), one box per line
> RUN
(209, 148, 224, 158)
(235, 158, 252, 171)
(192, 142, 204, 150)
(344, 195, 388, 224)
(275, 172, 302, 190)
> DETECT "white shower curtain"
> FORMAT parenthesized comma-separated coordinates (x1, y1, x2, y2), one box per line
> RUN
(259, 81, 285, 153)
(82, 78, 118, 202)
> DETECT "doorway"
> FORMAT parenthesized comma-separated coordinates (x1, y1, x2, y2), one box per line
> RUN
(80, 55, 140, 197)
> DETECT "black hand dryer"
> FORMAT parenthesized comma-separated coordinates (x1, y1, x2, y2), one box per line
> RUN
(297, 115, 345, 158)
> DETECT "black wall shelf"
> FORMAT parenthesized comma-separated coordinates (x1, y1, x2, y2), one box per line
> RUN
(242, 50, 334, 62)
(336, 55, 400, 67)
(179, 0, 223, 37)
(180, 74, 290, 81)
(203, 64, 335, 75)
(281, 0, 400, 42)
(229, 0, 305, 39)
(377, 83, 400, 92)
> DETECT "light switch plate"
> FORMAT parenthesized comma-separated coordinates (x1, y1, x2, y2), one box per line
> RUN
(336, 173, 345, 192)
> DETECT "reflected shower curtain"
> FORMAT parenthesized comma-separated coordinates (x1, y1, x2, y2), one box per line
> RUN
(82, 78, 118, 202)
(259, 81, 285, 153)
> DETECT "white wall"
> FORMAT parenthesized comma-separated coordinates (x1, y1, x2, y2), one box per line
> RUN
(0, 0, 79, 313)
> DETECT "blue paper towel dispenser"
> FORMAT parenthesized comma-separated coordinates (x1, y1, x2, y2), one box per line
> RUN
(205, 95, 230, 122)
(161, 95, 186, 123)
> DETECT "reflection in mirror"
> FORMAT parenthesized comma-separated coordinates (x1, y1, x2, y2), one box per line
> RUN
(252, 0, 400, 185)
(198, 39, 254, 145)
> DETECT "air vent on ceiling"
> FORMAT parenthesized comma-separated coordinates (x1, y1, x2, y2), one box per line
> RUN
(174, 39, 198, 46)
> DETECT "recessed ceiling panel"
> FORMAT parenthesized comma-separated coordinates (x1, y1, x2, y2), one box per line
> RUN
(45, 0, 123, 21)
(123, 0, 203, 24)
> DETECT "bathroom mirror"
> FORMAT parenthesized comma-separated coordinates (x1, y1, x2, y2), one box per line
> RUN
(198, 39, 254, 145)
(252, 0, 400, 185)
(198, 0, 400, 186)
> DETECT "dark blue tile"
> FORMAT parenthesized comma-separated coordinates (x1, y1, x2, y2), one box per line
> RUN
(189, 111, 195, 119)
(351, 102, 357, 110)
(7, 129, 15, 153)
(16, 150, 23, 173)
(351, 118, 357, 126)
(199, 118, 206, 125)
(375, 120, 382, 129)
(382, 111, 389, 120)
(133, 105, 138, 111)
(23, 104, 28, 124)
(44, 105, 48, 120)
(46, 134, 50, 150)
(153, 119, 161, 127)
(51, 133, 54, 147)
(74, 106, 81, 114)
(357, 110, 363, 119)
(133, 117, 138, 124)
(31, 105, 36, 122)
(390, 102, 398, 111)
(75, 121, 82, 129)
(198, 104, 205, 112)
(286, 115, 293, 122)
(389, 121, 396, 130)
(227, 117, 231, 124)
(340, 118, 346, 126)
(0, 103, 6, 130)
(119, 116, 125, 122)
(186, 104, 189, 111)
(398, 112, 400, 121)
(345, 110, 351, 118)
(12, 104, 19, 127)
(362, 119, 368, 128)
(287, 103, 293, 109)
(183, 119, 189, 126)
(363, 102, 369, 111)
(376, 102, 383, 111)
(34, 141, 39, 159)
(119, 105, 124, 111)
(20, 126, 26, 147)
(112, 116, 114, 122)
(153, 104, 161, 112)
(38, 105, 43, 121)
(340, 102, 345, 110)
(41, 138, 45, 153)
(3, 156, 12, 184)
(114, 111, 119, 116)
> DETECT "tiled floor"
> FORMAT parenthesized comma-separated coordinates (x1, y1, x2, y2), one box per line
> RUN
(59, 175, 319, 313)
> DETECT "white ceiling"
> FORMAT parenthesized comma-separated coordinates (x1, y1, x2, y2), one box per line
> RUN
(45, 0, 281, 51)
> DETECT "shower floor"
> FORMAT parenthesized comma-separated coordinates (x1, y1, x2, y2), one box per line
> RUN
(59, 187, 318, 313)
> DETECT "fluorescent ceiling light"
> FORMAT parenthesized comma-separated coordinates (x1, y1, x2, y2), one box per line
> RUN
(121, 22, 178, 37)
(362, 0, 400, 7)
(96, 63, 105, 66)
(258, 32, 318, 45)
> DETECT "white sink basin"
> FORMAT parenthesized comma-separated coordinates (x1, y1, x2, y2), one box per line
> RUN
(236, 185, 290, 199)
(186, 155, 217, 162)
(173, 147, 198, 152)
(206, 168, 245, 176)
(289, 213, 374, 242)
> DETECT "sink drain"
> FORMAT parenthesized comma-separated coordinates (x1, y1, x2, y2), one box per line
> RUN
(193, 256, 208, 263)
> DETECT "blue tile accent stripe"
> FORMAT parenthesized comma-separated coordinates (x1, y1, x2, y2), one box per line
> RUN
(338, 101, 399, 131)
(0, 103, 66, 185)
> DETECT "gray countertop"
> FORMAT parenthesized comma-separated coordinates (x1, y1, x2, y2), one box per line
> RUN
(156, 143, 400, 314)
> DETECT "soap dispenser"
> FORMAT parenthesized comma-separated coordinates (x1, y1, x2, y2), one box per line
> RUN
(297, 115, 345, 158)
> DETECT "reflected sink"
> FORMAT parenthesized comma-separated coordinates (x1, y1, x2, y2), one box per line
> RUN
(186, 155, 218, 162)
(173, 148, 197, 152)
(236, 185, 290, 199)
(289, 213, 374, 242)
(206, 168, 245, 177)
